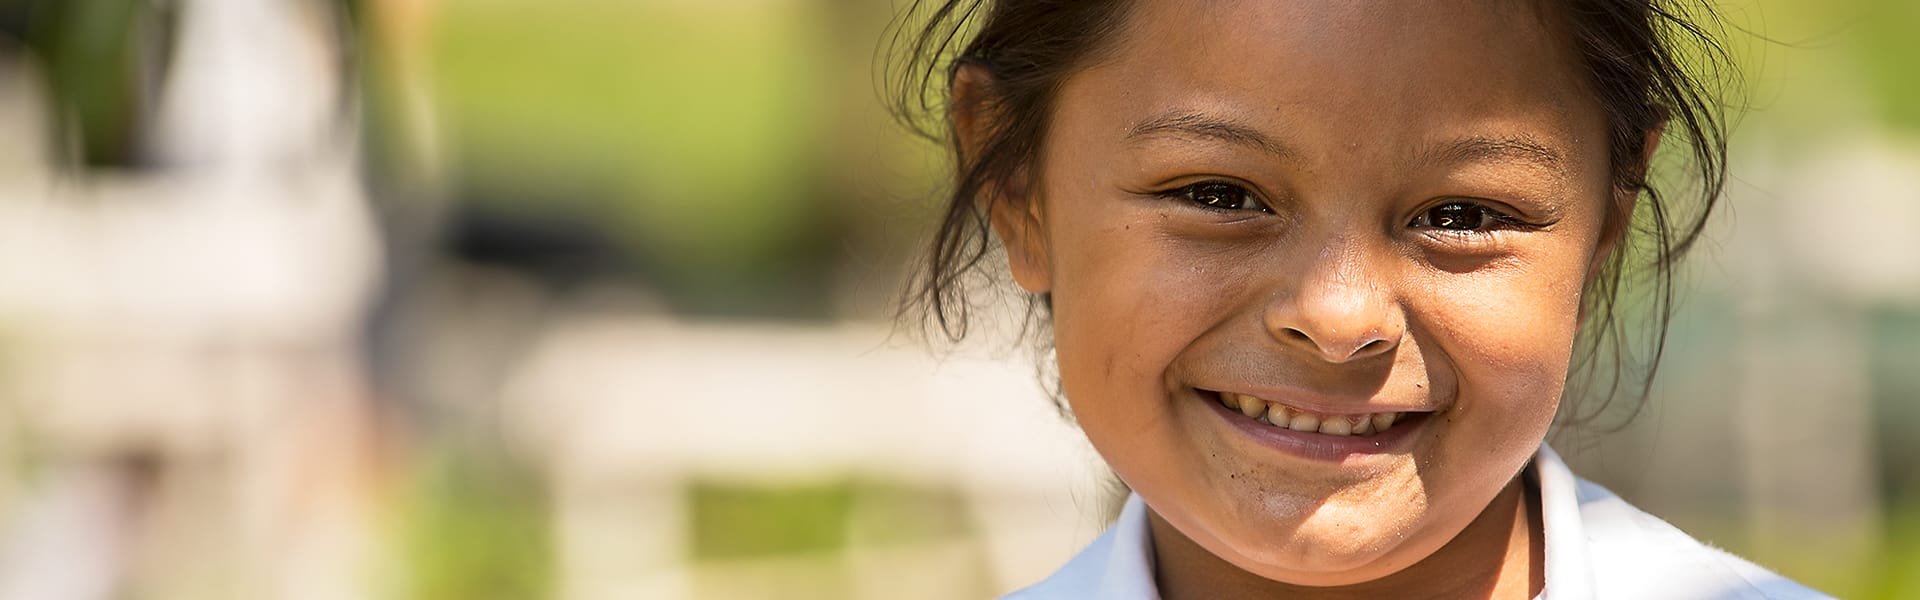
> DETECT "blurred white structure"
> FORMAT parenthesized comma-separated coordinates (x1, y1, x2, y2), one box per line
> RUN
(496, 315, 1113, 599)
(1558, 133, 1920, 583)
(0, 0, 383, 598)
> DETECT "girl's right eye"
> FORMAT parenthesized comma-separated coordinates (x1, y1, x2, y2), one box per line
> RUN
(1161, 182, 1271, 213)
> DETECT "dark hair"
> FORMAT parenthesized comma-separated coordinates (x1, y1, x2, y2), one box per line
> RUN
(886, 0, 1736, 427)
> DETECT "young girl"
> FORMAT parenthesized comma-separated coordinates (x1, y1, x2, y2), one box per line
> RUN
(891, 1, 1829, 598)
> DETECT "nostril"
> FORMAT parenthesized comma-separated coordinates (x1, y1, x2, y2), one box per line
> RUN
(1352, 338, 1388, 358)
(1277, 327, 1393, 361)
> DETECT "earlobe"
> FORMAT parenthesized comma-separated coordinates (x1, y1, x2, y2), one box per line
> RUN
(988, 170, 1053, 294)
(954, 63, 1053, 295)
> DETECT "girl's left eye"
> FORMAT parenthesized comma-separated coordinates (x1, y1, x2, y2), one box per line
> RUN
(1409, 201, 1517, 232)
(1162, 182, 1271, 213)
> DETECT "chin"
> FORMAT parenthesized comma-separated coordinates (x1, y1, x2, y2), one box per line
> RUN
(1215, 513, 1423, 584)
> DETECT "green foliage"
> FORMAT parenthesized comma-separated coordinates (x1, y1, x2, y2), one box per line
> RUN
(688, 477, 980, 559)
(1869, 502, 1920, 599)
(17, 0, 166, 166)
(1761, 500, 1920, 599)
(1849, 0, 1920, 133)
(395, 451, 553, 600)
(431, 0, 839, 314)
(689, 478, 853, 560)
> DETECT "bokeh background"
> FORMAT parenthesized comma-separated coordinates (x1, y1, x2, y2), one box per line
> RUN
(0, 0, 1913, 598)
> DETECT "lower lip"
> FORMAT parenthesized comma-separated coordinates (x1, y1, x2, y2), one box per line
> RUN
(1199, 390, 1429, 464)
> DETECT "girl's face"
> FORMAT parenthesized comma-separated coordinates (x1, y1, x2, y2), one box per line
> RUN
(990, 0, 1619, 587)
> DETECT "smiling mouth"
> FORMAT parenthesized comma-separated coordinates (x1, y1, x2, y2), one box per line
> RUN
(1205, 390, 1424, 437)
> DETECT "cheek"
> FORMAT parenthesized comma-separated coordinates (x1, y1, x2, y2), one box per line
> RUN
(1049, 216, 1205, 396)
(1044, 211, 1250, 464)
(1414, 250, 1590, 447)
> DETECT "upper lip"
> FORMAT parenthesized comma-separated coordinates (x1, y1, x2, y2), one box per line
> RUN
(1198, 385, 1440, 416)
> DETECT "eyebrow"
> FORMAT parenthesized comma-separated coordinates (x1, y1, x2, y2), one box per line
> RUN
(1127, 110, 1570, 175)
(1425, 135, 1567, 175)
(1125, 111, 1298, 160)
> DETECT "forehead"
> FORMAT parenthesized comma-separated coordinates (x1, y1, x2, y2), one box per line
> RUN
(1061, 0, 1606, 173)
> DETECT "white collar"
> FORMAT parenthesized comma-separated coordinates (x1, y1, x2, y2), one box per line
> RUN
(1006, 444, 1825, 599)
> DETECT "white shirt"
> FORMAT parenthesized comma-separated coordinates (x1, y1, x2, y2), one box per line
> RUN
(1006, 445, 1831, 599)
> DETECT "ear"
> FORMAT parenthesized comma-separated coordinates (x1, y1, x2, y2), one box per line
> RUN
(1579, 125, 1664, 325)
(1595, 124, 1665, 267)
(988, 170, 1051, 294)
(953, 62, 1053, 294)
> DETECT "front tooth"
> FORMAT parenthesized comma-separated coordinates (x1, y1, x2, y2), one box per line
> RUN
(1238, 395, 1268, 418)
(1287, 413, 1320, 432)
(1352, 416, 1375, 435)
(1221, 392, 1241, 411)
(1318, 417, 1352, 436)
(1265, 404, 1292, 426)
(1371, 412, 1398, 432)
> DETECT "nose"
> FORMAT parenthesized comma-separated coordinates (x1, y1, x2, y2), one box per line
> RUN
(1262, 240, 1404, 363)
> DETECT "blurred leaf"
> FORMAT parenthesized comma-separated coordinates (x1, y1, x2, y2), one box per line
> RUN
(689, 479, 852, 560)
(1850, 0, 1920, 132)
(432, 0, 831, 276)
(396, 450, 552, 600)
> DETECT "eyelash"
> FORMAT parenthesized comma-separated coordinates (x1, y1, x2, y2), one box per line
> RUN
(1407, 201, 1532, 235)
(1157, 182, 1534, 236)
(1156, 181, 1273, 214)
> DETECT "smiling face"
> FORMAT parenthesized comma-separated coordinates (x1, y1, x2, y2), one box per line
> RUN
(983, 0, 1622, 590)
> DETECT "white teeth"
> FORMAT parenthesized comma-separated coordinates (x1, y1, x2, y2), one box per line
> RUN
(1216, 391, 1413, 436)
(1287, 413, 1320, 432)
(1318, 417, 1352, 436)
(1238, 395, 1268, 418)
(1266, 404, 1292, 426)
(1372, 412, 1398, 432)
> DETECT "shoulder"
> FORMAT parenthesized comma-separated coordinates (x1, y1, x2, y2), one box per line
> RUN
(1542, 447, 1833, 600)
(1002, 494, 1158, 600)
(1002, 528, 1118, 599)
(1007, 449, 1833, 600)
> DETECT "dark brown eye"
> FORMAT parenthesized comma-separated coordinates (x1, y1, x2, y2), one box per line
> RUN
(1420, 202, 1488, 230)
(1175, 182, 1266, 212)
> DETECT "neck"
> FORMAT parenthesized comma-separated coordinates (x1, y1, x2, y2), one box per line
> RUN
(1150, 475, 1544, 600)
